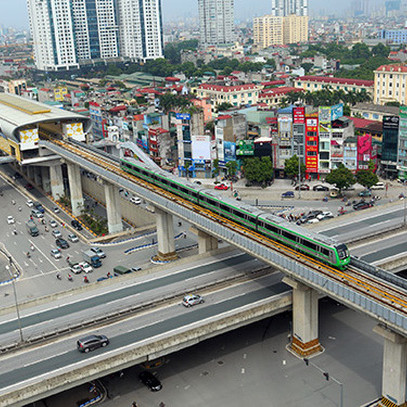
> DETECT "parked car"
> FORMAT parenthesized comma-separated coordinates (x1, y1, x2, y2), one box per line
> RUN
(50, 248, 61, 259)
(7, 216, 15, 225)
(131, 266, 142, 272)
(317, 211, 334, 221)
(70, 264, 82, 274)
(313, 184, 329, 191)
(26, 199, 34, 207)
(53, 207, 60, 214)
(139, 371, 162, 392)
(359, 190, 372, 197)
(79, 261, 93, 273)
(49, 220, 58, 228)
(182, 294, 204, 307)
(56, 238, 69, 249)
(34, 202, 45, 213)
(353, 201, 373, 210)
(25, 183, 33, 190)
(71, 220, 83, 231)
(77, 334, 109, 353)
(90, 247, 106, 258)
(31, 209, 44, 218)
(214, 183, 228, 190)
(307, 218, 319, 224)
(295, 184, 310, 191)
(68, 233, 79, 243)
(281, 191, 294, 198)
(52, 229, 62, 238)
(130, 196, 142, 205)
(371, 182, 385, 190)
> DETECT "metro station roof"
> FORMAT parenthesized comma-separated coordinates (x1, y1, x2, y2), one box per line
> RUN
(0, 94, 91, 142)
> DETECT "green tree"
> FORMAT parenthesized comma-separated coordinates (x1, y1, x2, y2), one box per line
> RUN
(212, 159, 220, 181)
(226, 160, 238, 177)
(301, 62, 314, 74)
(385, 101, 401, 107)
(325, 164, 356, 192)
(372, 43, 390, 58)
(355, 169, 378, 189)
(243, 157, 273, 186)
(216, 102, 233, 112)
(284, 155, 306, 179)
(164, 43, 181, 64)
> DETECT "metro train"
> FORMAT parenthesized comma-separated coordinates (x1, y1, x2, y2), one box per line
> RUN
(120, 157, 351, 270)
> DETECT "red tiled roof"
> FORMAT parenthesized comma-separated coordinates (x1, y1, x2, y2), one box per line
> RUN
(217, 115, 232, 120)
(165, 77, 180, 82)
(259, 87, 303, 97)
(346, 116, 382, 132)
(261, 80, 286, 87)
(297, 75, 374, 87)
(198, 83, 258, 92)
(376, 64, 407, 73)
(89, 101, 100, 107)
(109, 105, 127, 113)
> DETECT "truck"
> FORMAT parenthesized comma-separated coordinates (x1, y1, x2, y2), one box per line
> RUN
(113, 265, 132, 275)
(26, 220, 39, 237)
(83, 250, 102, 268)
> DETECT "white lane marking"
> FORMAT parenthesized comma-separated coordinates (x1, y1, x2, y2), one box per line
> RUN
(38, 258, 43, 263)
(24, 261, 29, 267)
(29, 239, 59, 269)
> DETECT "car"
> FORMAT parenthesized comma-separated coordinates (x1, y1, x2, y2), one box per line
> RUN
(26, 200, 34, 207)
(52, 229, 62, 238)
(68, 233, 79, 243)
(7, 216, 15, 225)
(193, 180, 202, 185)
(71, 220, 83, 231)
(50, 248, 61, 259)
(182, 294, 204, 307)
(353, 201, 373, 210)
(90, 247, 106, 258)
(130, 196, 142, 205)
(79, 261, 93, 273)
(53, 207, 60, 214)
(139, 371, 162, 392)
(131, 266, 142, 272)
(77, 334, 109, 353)
(359, 190, 372, 197)
(56, 238, 69, 249)
(307, 218, 319, 224)
(214, 183, 228, 190)
(12, 172, 21, 180)
(317, 211, 334, 221)
(295, 184, 310, 191)
(34, 202, 45, 213)
(70, 264, 82, 274)
(281, 191, 294, 198)
(49, 220, 58, 228)
(371, 182, 385, 190)
(313, 184, 329, 191)
(25, 183, 33, 190)
(31, 209, 44, 218)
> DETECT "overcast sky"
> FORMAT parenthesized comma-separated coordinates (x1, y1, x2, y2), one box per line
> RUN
(0, 0, 347, 30)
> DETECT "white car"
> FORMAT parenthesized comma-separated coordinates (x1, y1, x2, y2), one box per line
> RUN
(7, 216, 15, 225)
(79, 261, 93, 273)
(182, 294, 204, 307)
(50, 248, 61, 259)
(52, 229, 62, 238)
(49, 220, 58, 228)
(26, 200, 34, 207)
(371, 182, 385, 190)
(307, 218, 320, 224)
(70, 264, 82, 274)
(131, 196, 142, 205)
(68, 233, 79, 243)
(317, 211, 334, 221)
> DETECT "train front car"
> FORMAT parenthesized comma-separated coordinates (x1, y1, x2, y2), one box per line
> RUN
(335, 243, 351, 269)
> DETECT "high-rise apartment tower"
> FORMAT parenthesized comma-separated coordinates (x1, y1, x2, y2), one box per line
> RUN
(271, 0, 308, 16)
(198, 0, 235, 47)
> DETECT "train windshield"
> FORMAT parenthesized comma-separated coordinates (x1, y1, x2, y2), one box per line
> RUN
(336, 244, 349, 260)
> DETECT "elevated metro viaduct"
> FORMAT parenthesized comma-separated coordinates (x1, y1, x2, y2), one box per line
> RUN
(0, 95, 406, 407)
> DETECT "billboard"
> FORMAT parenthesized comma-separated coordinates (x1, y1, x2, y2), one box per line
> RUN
(278, 114, 292, 133)
(176, 113, 191, 121)
(293, 107, 305, 124)
(383, 115, 400, 130)
(63, 123, 85, 142)
(318, 106, 331, 124)
(236, 139, 254, 156)
(331, 104, 344, 121)
(191, 135, 211, 160)
(224, 141, 236, 162)
(19, 128, 39, 151)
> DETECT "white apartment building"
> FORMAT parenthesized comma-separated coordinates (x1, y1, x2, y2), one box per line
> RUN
(374, 64, 407, 105)
(28, 0, 163, 71)
(271, 0, 308, 16)
(198, 0, 235, 48)
(118, 0, 164, 61)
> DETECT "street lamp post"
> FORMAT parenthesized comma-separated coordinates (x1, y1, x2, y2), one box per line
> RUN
(6, 257, 23, 343)
(304, 358, 343, 407)
(298, 151, 301, 200)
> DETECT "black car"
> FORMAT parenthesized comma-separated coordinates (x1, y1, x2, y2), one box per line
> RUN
(77, 334, 109, 353)
(353, 202, 373, 210)
(313, 185, 329, 191)
(139, 371, 162, 391)
(56, 238, 70, 249)
(71, 220, 83, 231)
(295, 184, 310, 191)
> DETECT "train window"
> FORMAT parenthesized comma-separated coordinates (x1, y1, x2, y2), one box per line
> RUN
(258, 220, 265, 228)
(320, 247, 330, 256)
(160, 179, 168, 185)
(219, 203, 229, 212)
(191, 191, 198, 199)
(281, 230, 294, 241)
(265, 223, 279, 234)
(302, 240, 317, 251)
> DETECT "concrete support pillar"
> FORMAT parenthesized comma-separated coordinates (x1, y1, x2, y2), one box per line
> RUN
(27, 165, 34, 181)
(283, 277, 322, 357)
(155, 207, 177, 261)
(104, 182, 123, 234)
(50, 165, 64, 201)
(33, 166, 42, 188)
(197, 229, 218, 254)
(41, 167, 51, 194)
(374, 325, 407, 407)
(67, 163, 84, 216)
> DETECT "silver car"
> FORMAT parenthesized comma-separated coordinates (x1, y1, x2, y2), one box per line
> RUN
(182, 294, 204, 307)
(50, 249, 61, 259)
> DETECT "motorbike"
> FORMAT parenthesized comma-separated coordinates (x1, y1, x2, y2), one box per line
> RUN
(26, 251, 30, 258)
(84, 276, 89, 283)
(56, 273, 62, 280)
(68, 274, 73, 282)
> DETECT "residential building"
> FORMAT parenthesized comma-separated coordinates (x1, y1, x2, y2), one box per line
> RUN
(0, 79, 27, 95)
(27, 0, 163, 71)
(374, 64, 407, 105)
(192, 98, 212, 123)
(198, 0, 235, 48)
(381, 115, 400, 178)
(197, 83, 260, 111)
(380, 29, 407, 44)
(253, 14, 308, 50)
(351, 103, 399, 121)
(258, 87, 303, 107)
(271, 0, 308, 16)
(118, 0, 164, 61)
(398, 106, 407, 180)
(296, 76, 374, 95)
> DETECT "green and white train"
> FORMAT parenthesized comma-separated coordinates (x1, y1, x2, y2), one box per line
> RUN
(121, 157, 351, 270)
